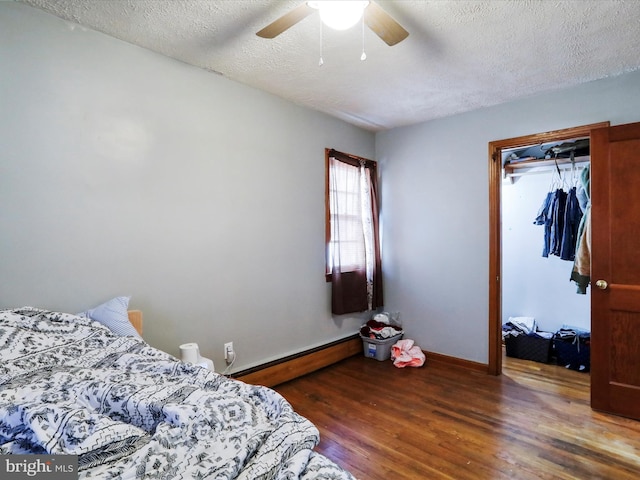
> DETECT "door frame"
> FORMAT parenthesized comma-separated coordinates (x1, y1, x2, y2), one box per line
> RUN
(488, 122, 610, 375)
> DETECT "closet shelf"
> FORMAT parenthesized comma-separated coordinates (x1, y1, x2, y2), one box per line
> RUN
(503, 155, 589, 180)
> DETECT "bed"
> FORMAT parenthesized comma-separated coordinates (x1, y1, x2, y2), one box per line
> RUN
(0, 307, 356, 479)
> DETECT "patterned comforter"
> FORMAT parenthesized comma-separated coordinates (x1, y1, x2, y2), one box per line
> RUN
(0, 308, 355, 479)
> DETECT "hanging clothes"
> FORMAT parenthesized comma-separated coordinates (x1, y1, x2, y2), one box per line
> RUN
(533, 191, 554, 257)
(549, 188, 567, 257)
(533, 165, 584, 263)
(571, 166, 591, 294)
(560, 186, 583, 261)
(534, 187, 567, 258)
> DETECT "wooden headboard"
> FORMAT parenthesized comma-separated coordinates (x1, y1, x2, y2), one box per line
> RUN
(127, 310, 143, 335)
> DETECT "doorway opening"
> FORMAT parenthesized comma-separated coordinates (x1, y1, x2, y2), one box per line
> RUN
(487, 122, 609, 375)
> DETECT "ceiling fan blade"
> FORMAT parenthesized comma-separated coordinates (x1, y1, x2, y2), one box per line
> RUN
(257, 3, 314, 39)
(364, 1, 409, 46)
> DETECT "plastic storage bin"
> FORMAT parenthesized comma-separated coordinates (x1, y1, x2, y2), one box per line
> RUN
(361, 334, 403, 361)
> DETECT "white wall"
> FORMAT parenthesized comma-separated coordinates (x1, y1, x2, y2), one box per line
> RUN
(376, 69, 640, 364)
(502, 173, 590, 333)
(0, 3, 375, 371)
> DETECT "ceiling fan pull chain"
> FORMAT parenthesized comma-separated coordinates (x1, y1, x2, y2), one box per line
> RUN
(361, 15, 367, 61)
(319, 16, 324, 66)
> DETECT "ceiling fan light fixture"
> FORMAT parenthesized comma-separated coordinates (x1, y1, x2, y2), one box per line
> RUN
(308, 1, 369, 31)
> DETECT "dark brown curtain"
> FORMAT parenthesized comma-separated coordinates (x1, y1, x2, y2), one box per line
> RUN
(331, 269, 369, 314)
(328, 150, 383, 315)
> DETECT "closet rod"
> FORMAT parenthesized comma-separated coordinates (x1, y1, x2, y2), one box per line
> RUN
(504, 162, 587, 180)
(503, 155, 589, 179)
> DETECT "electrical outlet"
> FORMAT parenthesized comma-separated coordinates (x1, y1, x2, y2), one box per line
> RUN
(224, 342, 234, 364)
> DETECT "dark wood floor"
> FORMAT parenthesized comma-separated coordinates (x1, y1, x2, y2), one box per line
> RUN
(274, 353, 640, 480)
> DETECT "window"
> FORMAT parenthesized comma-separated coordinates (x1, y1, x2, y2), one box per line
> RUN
(325, 149, 383, 314)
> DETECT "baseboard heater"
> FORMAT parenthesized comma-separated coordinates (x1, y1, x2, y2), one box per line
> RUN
(232, 334, 362, 387)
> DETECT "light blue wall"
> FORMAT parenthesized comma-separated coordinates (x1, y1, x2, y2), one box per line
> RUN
(0, 3, 375, 371)
(376, 69, 640, 364)
(4, 2, 640, 370)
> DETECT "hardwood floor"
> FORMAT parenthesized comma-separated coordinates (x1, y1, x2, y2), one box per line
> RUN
(274, 353, 640, 479)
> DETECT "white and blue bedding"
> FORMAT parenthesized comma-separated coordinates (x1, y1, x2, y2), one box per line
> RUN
(0, 308, 355, 479)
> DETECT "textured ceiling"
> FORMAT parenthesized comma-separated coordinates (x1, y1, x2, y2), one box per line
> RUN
(17, 0, 640, 131)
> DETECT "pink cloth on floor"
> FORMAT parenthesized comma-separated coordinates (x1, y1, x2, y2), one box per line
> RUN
(391, 339, 425, 368)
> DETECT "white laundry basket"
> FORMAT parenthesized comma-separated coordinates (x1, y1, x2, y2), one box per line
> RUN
(361, 334, 403, 361)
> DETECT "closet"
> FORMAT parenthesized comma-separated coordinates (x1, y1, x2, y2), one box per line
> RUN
(486, 122, 610, 376)
(490, 121, 640, 421)
(501, 137, 591, 346)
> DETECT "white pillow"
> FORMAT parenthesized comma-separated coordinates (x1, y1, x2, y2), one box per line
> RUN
(78, 296, 141, 338)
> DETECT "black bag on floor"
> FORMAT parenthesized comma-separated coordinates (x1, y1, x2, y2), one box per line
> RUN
(553, 328, 590, 372)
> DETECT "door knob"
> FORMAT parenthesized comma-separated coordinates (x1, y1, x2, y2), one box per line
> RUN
(595, 279, 608, 290)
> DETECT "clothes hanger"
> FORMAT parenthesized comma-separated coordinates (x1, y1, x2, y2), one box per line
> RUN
(549, 157, 564, 191)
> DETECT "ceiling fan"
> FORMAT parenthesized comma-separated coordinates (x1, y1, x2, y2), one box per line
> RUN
(257, 1, 409, 46)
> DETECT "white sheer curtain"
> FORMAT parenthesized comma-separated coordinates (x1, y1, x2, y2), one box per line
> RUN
(359, 160, 375, 309)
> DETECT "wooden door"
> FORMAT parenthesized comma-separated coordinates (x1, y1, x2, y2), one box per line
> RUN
(591, 122, 640, 419)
